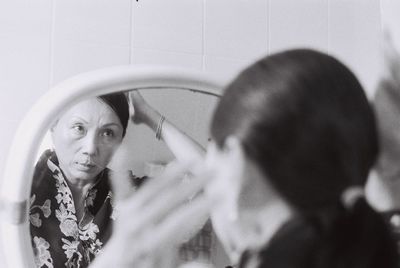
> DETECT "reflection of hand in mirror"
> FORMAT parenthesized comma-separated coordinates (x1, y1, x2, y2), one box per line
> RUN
(129, 90, 153, 125)
(90, 163, 213, 268)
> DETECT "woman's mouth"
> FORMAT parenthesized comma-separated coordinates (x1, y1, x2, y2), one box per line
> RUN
(76, 162, 96, 172)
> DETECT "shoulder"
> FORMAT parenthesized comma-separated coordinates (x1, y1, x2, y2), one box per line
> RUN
(252, 217, 320, 268)
(31, 150, 57, 189)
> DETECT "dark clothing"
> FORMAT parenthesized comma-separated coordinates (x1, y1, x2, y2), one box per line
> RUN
(30, 150, 144, 268)
(238, 209, 398, 268)
(30, 150, 114, 267)
(238, 217, 320, 268)
(382, 210, 400, 267)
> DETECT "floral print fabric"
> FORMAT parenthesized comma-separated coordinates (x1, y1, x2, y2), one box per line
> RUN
(30, 150, 114, 268)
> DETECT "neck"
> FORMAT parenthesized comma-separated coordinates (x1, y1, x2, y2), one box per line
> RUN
(60, 168, 97, 198)
(66, 176, 96, 189)
(236, 199, 293, 256)
(227, 163, 293, 264)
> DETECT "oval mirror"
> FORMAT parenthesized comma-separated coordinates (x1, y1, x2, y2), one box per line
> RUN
(0, 66, 223, 267)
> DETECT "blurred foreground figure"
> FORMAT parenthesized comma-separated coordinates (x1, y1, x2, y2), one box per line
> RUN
(92, 49, 398, 268)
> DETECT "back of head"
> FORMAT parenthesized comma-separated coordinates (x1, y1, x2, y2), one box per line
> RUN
(212, 49, 376, 210)
(211, 49, 397, 267)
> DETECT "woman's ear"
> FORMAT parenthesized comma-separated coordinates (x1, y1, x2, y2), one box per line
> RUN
(206, 136, 245, 169)
(223, 136, 241, 153)
(223, 136, 246, 173)
(225, 136, 277, 210)
(205, 136, 246, 193)
(223, 136, 246, 222)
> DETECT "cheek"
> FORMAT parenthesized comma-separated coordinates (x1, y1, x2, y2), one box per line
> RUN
(96, 141, 121, 163)
(52, 131, 77, 162)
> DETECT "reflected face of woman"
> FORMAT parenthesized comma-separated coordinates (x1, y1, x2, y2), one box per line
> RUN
(51, 98, 124, 182)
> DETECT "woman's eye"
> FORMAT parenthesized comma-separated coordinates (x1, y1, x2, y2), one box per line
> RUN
(102, 129, 114, 137)
(72, 125, 85, 134)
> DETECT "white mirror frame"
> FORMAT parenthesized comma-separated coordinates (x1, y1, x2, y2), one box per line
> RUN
(0, 65, 222, 267)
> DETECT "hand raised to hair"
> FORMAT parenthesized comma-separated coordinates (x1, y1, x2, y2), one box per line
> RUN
(129, 90, 153, 125)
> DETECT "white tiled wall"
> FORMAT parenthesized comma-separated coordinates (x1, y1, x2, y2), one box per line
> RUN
(0, 0, 392, 266)
(51, 0, 132, 83)
(328, 0, 382, 98)
(204, 0, 269, 60)
(269, 0, 329, 53)
(132, 0, 203, 54)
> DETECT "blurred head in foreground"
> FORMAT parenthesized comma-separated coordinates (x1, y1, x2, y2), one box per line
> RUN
(205, 49, 397, 268)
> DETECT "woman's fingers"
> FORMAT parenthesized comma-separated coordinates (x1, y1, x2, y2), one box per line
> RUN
(129, 89, 146, 104)
(123, 194, 211, 261)
(97, 165, 215, 268)
(109, 170, 135, 202)
(152, 194, 211, 245)
(117, 166, 211, 234)
(129, 90, 148, 124)
(118, 162, 191, 212)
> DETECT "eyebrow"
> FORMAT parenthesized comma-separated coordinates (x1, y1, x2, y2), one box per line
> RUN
(101, 123, 122, 128)
(69, 116, 89, 124)
(68, 117, 121, 128)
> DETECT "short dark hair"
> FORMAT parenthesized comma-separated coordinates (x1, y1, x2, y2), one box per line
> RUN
(98, 92, 129, 137)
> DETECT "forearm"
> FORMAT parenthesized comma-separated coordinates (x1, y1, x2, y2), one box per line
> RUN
(140, 107, 205, 164)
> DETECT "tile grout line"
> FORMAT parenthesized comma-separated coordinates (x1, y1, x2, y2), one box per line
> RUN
(327, 0, 331, 54)
(202, 0, 206, 71)
(129, 0, 134, 64)
(48, 0, 57, 87)
(267, 0, 271, 55)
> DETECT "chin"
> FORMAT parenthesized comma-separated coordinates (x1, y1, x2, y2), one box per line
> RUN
(72, 169, 102, 181)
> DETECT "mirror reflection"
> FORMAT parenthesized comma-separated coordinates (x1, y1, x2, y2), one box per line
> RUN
(29, 88, 221, 267)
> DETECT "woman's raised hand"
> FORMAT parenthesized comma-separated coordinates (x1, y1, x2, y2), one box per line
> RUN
(90, 162, 214, 268)
(129, 90, 153, 125)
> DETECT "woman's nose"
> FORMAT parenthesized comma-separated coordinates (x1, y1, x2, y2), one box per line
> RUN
(81, 133, 99, 156)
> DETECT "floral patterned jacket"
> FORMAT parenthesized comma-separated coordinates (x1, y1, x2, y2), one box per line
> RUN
(30, 150, 118, 268)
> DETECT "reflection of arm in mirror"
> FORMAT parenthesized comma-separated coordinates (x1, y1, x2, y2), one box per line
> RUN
(130, 90, 205, 164)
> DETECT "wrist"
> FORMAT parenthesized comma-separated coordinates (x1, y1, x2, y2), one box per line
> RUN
(140, 107, 162, 132)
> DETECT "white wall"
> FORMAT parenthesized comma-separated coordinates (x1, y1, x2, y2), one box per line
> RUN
(0, 0, 388, 266)
(0, 0, 385, 182)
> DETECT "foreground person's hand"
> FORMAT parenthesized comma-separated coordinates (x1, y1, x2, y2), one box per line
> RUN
(90, 163, 213, 268)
